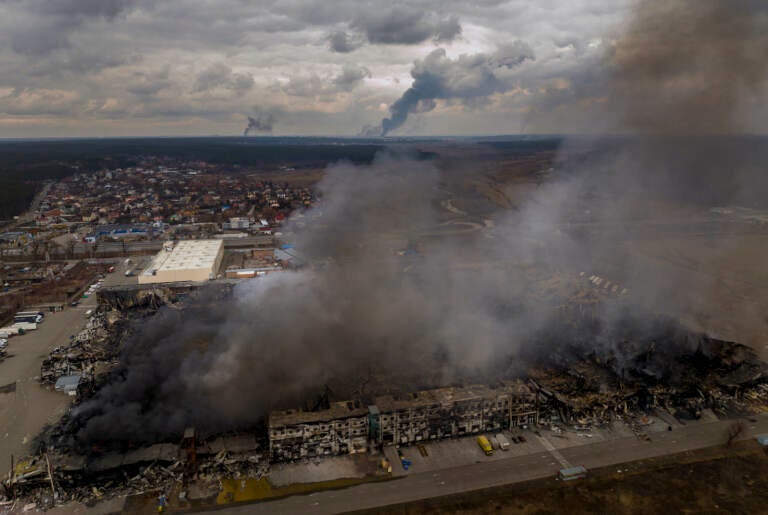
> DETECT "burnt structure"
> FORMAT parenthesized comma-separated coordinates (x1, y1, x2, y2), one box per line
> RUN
(268, 401, 369, 462)
(268, 380, 539, 461)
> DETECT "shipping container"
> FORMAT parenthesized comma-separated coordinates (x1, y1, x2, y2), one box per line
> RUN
(495, 433, 510, 450)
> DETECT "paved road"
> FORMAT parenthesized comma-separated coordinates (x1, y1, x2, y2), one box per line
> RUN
(220, 415, 768, 514)
(69, 235, 275, 257)
(0, 296, 97, 464)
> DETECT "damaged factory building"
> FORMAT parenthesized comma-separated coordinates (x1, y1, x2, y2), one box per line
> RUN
(268, 380, 539, 462)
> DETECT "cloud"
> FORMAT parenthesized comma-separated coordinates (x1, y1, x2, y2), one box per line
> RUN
(332, 64, 372, 91)
(2, 0, 766, 136)
(7, 0, 142, 56)
(126, 66, 172, 97)
(192, 63, 255, 95)
(327, 30, 363, 53)
(433, 15, 462, 43)
(281, 64, 370, 99)
(352, 8, 462, 45)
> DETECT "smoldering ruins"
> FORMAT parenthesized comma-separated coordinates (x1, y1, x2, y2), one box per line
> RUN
(5, 0, 768, 510)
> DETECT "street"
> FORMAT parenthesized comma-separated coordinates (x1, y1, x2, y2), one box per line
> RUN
(220, 414, 768, 514)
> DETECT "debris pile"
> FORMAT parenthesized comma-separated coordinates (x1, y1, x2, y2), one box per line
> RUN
(529, 332, 768, 428)
(39, 311, 118, 393)
(0, 431, 267, 509)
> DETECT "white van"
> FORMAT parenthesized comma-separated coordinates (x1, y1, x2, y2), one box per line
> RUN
(495, 433, 511, 451)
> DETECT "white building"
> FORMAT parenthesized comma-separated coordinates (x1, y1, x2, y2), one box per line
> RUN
(223, 217, 251, 230)
(139, 239, 224, 284)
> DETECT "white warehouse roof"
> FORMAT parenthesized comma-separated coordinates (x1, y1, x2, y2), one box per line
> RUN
(139, 239, 224, 284)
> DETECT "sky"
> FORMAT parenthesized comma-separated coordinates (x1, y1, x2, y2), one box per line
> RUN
(0, 0, 765, 138)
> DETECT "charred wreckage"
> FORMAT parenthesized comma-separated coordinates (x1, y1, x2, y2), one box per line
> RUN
(4, 283, 768, 509)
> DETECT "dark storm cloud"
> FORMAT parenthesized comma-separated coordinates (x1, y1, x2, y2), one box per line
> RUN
(352, 8, 462, 45)
(433, 15, 462, 43)
(39, 0, 137, 19)
(7, 0, 142, 56)
(327, 30, 363, 53)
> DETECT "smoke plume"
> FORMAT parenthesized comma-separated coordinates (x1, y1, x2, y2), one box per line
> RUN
(376, 43, 534, 136)
(529, 0, 768, 339)
(243, 110, 275, 136)
(69, 0, 768, 446)
(72, 151, 560, 443)
(612, 0, 768, 135)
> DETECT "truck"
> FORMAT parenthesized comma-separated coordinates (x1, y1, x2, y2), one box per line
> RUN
(0, 327, 21, 338)
(14, 312, 43, 324)
(495, 433, 511, 450)
(16, 310, 43, 317)
(477, 435, 493, 456)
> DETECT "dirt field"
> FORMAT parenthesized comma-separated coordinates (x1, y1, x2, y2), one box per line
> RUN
(351, 440, 768, 515)
(0, 261, 108, 325)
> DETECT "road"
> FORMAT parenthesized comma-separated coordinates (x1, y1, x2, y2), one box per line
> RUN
(68, 235, 274, 257)
(0, 290, 98, 465)
(220, 415, 768, 514)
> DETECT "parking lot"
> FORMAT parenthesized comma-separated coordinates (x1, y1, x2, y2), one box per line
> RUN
(380, 411, 730, 480)
(0, 272, 106, 463)
(384, 431, 548, 476)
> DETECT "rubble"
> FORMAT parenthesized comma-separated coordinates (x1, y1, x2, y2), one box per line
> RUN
(40, 311, 119, 398)
(528, 330, 768, 429)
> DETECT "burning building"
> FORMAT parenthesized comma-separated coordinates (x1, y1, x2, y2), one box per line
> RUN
(268, 380, 538, 462)
(269, 401, 370, 462)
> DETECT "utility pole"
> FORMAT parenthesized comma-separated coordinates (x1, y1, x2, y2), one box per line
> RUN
(44, 452, 56, 503)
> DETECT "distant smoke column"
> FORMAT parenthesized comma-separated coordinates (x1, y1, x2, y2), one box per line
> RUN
(377, 44, 534, 136)
(243, 112, 275, 136)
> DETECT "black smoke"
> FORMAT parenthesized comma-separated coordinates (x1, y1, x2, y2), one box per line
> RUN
(376, 43, 534, 136)
(243, 111, 275, 136)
